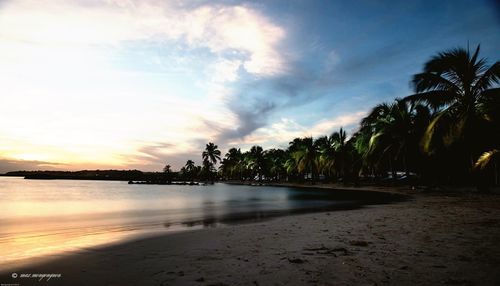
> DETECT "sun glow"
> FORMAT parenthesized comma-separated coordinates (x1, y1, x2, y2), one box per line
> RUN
(0, 0, 288, 171)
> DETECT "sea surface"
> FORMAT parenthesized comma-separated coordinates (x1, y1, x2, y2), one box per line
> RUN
(0, 177, 397, 268)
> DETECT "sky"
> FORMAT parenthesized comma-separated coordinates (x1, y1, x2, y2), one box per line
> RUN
(0, 0, 499, 172)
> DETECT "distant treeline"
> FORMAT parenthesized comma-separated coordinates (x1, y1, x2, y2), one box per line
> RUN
(2, 170, 173, 182)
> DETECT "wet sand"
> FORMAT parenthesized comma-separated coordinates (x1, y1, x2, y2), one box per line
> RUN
(1, 189, 500, 285)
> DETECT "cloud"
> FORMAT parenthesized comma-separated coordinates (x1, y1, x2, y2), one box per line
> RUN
(131, 142, 176, 164)
(228, 111, 368, 149)
(0, 0, 290, 171)
(182, 4, 287, 76)
(308, 111, 367, 135)
(0, 158, 66, 173)
(217, 100, 276, 141)
(121, 142, 206, 171)
(0, 0, 286, 77)
(210, 58, 243, 83)
(209, 47, 347, 143)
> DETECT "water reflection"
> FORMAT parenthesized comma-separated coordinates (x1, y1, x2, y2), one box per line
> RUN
(0, 177, 405, 269)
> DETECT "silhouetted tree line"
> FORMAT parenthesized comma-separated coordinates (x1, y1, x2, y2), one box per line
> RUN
(4, 170, 146, 180)
(177, 45, 499, 190)
(4, 169, 187, 183)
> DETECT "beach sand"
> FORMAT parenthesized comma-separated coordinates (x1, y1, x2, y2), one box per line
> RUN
(1, 189, 500, 285)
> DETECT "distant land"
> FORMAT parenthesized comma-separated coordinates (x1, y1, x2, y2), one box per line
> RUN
(0, 170, 165, 181)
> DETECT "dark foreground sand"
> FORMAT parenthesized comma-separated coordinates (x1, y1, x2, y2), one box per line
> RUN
(1, 189, 500, 286)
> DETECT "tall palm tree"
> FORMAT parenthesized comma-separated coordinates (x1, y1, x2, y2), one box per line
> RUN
(291, 137, 319, 183)
(404, 45, 499, 167)
(315, 135, 334, 178)
(202, 142, 221, 165)
(184, 160, 196, 182)
(163, 164, 171, 173)
(317, 130, 348, 181)
(163, 164, 172, 183)
(330, 127, 349, 179)
(185, 160, 195, 172)
(248, 146, 266, 182)
(240, 151, 252, 181)
(367, 101, 415, 178)
(265, 148, 287, 181)
(202, 142, 221, 183)
(356, 103, 392, 176)
(224, 148, 242, 180)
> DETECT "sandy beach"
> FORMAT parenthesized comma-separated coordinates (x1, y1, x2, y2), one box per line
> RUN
(1, 188, 500, 286)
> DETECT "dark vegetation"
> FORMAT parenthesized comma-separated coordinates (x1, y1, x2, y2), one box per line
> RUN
(3, 170, 156, 181)
(178, 46, 500, 190)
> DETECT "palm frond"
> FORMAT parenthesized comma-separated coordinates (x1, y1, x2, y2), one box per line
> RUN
(478, 88, 500, 122)
(412, 72, 459, 93)
(424, 47, 469, 76)
(474, 149, 500, 170)
(470, 44, 481, 66)
(403, 90, 456, 110)
(421, 111, 448, 154)
(475, 62, 500, 92)
(361, 103, 391, 128)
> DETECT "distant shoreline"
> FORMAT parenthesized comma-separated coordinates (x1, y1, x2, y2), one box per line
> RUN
(2, 174, 495, 194)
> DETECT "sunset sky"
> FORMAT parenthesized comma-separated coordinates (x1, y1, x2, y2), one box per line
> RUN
(0, 0, 499, 172)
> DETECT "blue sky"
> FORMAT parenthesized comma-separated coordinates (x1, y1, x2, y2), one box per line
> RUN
(0, 0, 498, 172)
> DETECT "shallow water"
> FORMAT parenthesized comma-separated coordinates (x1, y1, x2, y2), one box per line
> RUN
(0, 177, 398, 267)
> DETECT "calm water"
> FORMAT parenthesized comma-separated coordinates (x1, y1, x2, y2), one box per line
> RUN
(0, 177, 397, 268)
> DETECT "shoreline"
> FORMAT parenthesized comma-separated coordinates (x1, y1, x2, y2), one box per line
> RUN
(0, 185, 407, 272)
(1, 189, 500, 285)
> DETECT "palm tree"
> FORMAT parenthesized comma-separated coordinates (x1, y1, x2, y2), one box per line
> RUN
(202, 142, 221, 166)
(285, 138, 305, 180)
(223, 148, 243, 180)
(330, 127, 349, 179)
(163, 164, 171, 173)
(291, 137, 319, 183)
(185, 160, 195, 171)
(367, 101, 419, 178)
(240, 151, 252, 181)
(347, 131, 369, 180)
(315, 135, 334, 178)
(202, 142, 221, 183)
(356, 101, 431, 180)
(403, 45, 499, 171)
(184, 160, 196, 182)
(355, 103, 392, 177)
(163, 164, 172, 183)
(265, 148, 287, 181)
(179, 167, 187, 180)
(247, 146, 266, 182)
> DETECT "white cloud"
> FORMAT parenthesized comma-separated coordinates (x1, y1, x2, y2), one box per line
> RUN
(0, 0, 288, 170)
(210, 58, 243, 83)
(308, 111, 367, 135)
(0, 0, 286, 76)
(233, 111, 368, 148)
